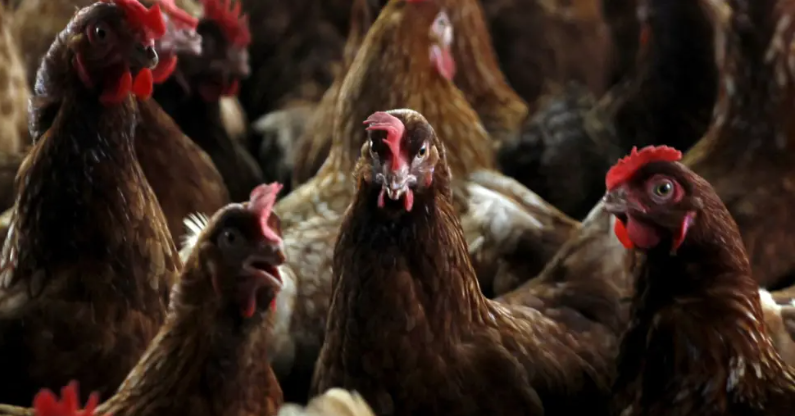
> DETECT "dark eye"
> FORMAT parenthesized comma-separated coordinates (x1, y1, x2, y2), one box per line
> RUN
(417, 144, 427, 158)
(218, 228, 244, 250)
(88, 23, 111, 44)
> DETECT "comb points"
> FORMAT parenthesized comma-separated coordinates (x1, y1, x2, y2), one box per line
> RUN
(201, 0, 251, 46)
(605, 145, 683, 190)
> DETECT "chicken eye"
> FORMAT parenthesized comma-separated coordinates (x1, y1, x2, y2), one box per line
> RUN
(647, 177, 677, 203)
(417, 144, 427, 159)
(218, 228, 244, 251)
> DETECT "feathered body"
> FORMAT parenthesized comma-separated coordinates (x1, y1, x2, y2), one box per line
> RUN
(0, 1, 179, 405)
(314, 110, 609, 416)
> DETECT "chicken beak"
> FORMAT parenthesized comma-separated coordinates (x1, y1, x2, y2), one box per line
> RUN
(603, 186, 647, 218)
(378, 164, 416, 211)
(131, 43, 160, 71)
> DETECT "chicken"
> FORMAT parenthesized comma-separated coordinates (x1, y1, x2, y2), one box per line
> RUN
(603, 145, 795, 415)
(278, 389, 375, 416)
(602, 0, 641, 86)
(152, 0, 263, 202)
(135, 0, 231, 241)
(289, 0, 528, 188)
(263, 1, 577, 402)
(0, 183, 287, 416)
(498, 0, 719, 219)
(683, 0, 795, 290)
(314, 109, 612, 416)
(287, 0, 378, 188)
(481, 0, 612, 104)
(758, 289, 795, 366)
(0, 0, 180, 406)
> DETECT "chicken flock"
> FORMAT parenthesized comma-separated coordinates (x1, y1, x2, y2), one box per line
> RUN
(0, 0, 793, 415)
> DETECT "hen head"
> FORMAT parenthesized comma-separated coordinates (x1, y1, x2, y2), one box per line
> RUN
(176, 0, 250, 101)
(190, 183, 285, 319)
(359, 109, 444, 214)
(151, 0, 202, 83)
(393, 0, 455, 80)
(603, 145, 709, 253)
(67, 0, 167, 104)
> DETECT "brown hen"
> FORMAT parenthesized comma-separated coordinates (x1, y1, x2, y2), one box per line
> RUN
(684, 0, 795, 289)
(605, 145, 795, 415)
(0, 0, 179, 406)
(0, 183, 287, 416)
(314, 109, 611, 416)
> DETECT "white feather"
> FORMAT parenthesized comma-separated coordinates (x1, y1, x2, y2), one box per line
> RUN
(179, 213, 210, 262)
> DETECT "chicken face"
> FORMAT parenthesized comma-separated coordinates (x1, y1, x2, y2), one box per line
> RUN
(428, 10, 456, 81)
(361, 110, 441, 213)
(152, 0, 202, 83)
(603, 146, 702, 252)
(70, 0, 166, 104)
(202, 183, 286, 318)
(176, 0, 250, 101)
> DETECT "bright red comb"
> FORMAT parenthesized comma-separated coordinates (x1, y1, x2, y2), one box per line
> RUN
(159, 0, 199, 30)
(33, 381, 102, 416)
(249, 183, 283, 244)
(102, 0, 167, 43)
(364, 112, 406, 171)
(605, 145, 683, 190)
(201, 0, 251, 47)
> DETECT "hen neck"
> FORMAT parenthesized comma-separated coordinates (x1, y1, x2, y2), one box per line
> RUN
(332, 177, 488, 345)
(100, 267, 269, 415)
(614, 221, 795, 412)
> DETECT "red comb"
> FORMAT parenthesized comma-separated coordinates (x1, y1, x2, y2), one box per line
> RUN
(201, 0, 251, 47)
(605, 145, 683, 190)
(102, 0, 166, 44)
(158, 0, 199, 30)
(364, 112, 406, 171)
(249, 183, 283, 244)
(33, 381, 102, 416)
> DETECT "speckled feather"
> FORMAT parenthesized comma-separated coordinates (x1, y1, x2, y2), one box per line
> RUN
(612, 162, 795, 416)
(0, 4, 179, 406)
(313, 111, 611, 416)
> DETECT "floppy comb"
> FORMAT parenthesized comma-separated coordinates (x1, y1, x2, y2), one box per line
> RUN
(249, 182, 283, 245)
(201, 0, 251, 47)
(364, 111, 406, 170)
(102, 0, 166, 43)
(159, 0, 199, 30)
(33, 381, 100, 416)
(606, 145, 683, 190)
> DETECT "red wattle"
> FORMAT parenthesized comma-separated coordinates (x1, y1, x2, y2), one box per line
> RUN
(100, 70, 133, 105)
(222, 79, 240, 96)
(151, 54, 178, 83)
(404, 189, 414, 212)
(132, 68, 154, 100)
(614, 219, 634, 250)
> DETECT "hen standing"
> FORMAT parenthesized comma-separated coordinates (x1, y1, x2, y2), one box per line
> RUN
(0, 0, 179, 406)
(605, 145, 795, 415)
(153, 0, 262, 202)
(0, 184, 287, 416)
(314, 109, 610, 416)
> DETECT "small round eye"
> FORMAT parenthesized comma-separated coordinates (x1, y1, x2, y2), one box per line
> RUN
(647, 176, 678, 203)
(219, 228, 244, 250)
(417, 144, 427, 158)
(88, 23, 112, 44)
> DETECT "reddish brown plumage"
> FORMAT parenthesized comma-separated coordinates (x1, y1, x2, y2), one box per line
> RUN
(313, 109, 610, 416)
(605, 153, 795, 415)
(0, 189, 287, 416)
(684, 0, 795, 290)
(0, 0, 179, 407)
